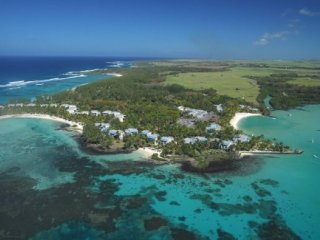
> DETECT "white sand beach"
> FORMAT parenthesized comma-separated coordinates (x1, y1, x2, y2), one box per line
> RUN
(107, 73, 123, 77)
(0, 114, 83, 133)
(230, 112, 262, 130)
(136, 147, 162, 159)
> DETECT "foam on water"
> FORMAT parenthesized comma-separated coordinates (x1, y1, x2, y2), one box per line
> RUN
(0, 74, 87, 88)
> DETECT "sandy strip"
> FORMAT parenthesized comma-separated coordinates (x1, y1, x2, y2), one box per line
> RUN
(136, 147, 162, 158)
(107, 73, 123, 77)
(230, 112, 262, 130)
(0, 114, 83, 133)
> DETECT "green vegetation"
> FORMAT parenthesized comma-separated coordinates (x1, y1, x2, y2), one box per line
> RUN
(250, 73, 320, 110)
(3, 60, 314, 168)
(83, 123, 112, 148)
(287, 78, 320, 87)
(165, 69, 260, 104)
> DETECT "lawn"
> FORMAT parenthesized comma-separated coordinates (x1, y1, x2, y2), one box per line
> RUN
(288, 78, 320, 87)
(164, 67, 265, 104)
(164, 62, 320, 104)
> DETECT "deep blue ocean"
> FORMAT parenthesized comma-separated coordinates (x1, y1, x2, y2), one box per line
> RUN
(0, 56, 134, 103)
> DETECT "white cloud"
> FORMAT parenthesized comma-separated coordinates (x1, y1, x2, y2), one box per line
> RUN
(299, 8, 319, 17)
(253, 31, 290, 46)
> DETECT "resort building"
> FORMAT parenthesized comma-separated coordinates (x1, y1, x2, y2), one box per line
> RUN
(177, 118, 196, 128)
(108, 129, 119, 137)
(239, 105, 259, 112)
(184, 137, 196, 144)
(206, 123, 222, 131)
(26, 103, 36, 107)
(61, 104, 70, 108)
(102, 110, 126, 122)
(196, 136, 208, 142)
(160, 136, 174, 144)
(233, 134, 251, 143)
(184, 136, 208, 144)
(125, 128, 139, 135)
(141, 130, 152, 136)
(146, 133, 159, 142)
(76, 111, 90, 115)
(0, 105, 4, 109)
(178, 106, 212, 121)
(49, 104, 58, 107)
(141, 130, 158, 141)
(215, 104, 223, 113)
(90, 110, 101, 116)
(7, 104, 15, 107)
(221, 140, 234, 150)
(61, 104, 78, 114)
(40, 104, 49, 107)
(15, 103, 24, 107)
(95, 123, 110, 132)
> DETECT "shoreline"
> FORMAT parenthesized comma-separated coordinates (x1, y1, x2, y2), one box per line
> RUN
(0, 114, 162, 160)
(107, 73, 123, 77)
(135, 147, 162, 159)
(230, 112, 262, 130)
(0, 114, 83, 133)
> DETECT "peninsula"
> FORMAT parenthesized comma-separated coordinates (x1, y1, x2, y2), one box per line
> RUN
(1, 60, 316, 171)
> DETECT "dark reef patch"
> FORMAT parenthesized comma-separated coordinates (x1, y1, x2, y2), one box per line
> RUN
(243, 195, 253, 202)
(171, 228, 198, 240)
(259, 179, 279, 187)
(180, 156, 264, 176)
(251, 182, 272, 197)
(217, 228, 237, 240)
(253, 219, 301, 240)
(170, 201, 180, 206)
(125, 196, 148, 209)
(144, 216, 168, 231)
(0, 150, 210, 240)
(154, 190, 167, 201)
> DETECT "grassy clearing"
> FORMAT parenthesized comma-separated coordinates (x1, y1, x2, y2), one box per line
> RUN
(165, 67, 265, 104)
(288, 78, 320, 87)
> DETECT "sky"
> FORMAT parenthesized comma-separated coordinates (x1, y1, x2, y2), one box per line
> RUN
(0, 0, 320, 59)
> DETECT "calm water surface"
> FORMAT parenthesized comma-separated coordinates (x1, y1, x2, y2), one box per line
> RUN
(1, 105, 319, 239)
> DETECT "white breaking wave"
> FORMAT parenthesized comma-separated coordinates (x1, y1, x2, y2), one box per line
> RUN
(106, 61, 125, 68)
(80, 68, 101, 73)
(0, 74, 86, 88)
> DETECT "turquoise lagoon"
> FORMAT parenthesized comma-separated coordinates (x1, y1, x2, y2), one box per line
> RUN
(0, 105, 320, 239)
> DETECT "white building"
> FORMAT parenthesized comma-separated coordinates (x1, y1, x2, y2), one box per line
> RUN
(95, 123, 110, 132)
(26, 103, 36, 107)
(206, 123, 222, 131)
(215, 104, 223, 113)
(221, 140, 234, 150)
(160, 136, 174, 144)
(184, 136, 207, 144)
(90, 110, 101, 116)
(102, 110, 126, 122)
(61, 104, 78, 114)
(125, 128, 139, 135)
(76, 111, 90, 115)
(233, 134, 251, 143)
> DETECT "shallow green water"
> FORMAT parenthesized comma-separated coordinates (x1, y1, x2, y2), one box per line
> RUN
(0, 105, 319, 239)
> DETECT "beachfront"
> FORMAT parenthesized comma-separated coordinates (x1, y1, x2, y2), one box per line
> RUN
(230, 112, 262, 130)
(0, 114, 83, 133)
